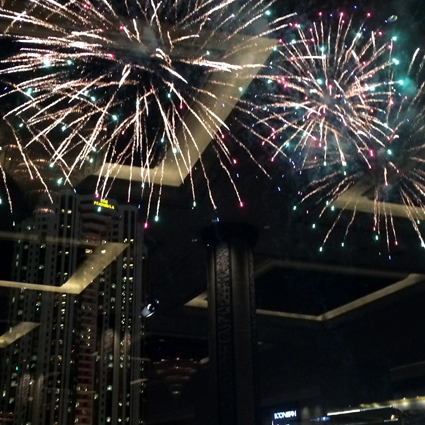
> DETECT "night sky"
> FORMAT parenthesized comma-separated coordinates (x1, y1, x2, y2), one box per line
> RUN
(1, 0, 425, 401)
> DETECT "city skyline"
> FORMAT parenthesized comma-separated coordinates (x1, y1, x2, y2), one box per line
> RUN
(0, 190, 147, 425)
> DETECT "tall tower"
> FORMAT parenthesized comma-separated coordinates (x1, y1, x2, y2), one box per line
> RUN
(0, 191, 146, 425)
(0, 191, 82, 425)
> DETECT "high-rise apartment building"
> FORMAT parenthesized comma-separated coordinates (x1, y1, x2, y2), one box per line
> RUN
(0, 190, 147, 425)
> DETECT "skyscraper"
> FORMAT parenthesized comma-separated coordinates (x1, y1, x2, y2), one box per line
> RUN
(0, 190, 147, 425)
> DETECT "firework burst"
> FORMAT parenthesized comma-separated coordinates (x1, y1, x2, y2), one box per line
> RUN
(0, 0, 291, 216)
(262, 12, 425, 253)
(262, 12, 398, 169)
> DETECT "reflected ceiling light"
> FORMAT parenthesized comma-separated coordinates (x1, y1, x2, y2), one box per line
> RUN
(0, 322, 39, 348)
(0, 242, 127, 294)
(141, 299, 159, 318)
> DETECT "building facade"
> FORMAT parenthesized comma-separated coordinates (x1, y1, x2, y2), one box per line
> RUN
(0, 191, 147, 425)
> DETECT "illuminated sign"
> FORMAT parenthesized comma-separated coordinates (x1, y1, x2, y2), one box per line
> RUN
(93, 199, 115, 210)
(274, 411, 297, 420)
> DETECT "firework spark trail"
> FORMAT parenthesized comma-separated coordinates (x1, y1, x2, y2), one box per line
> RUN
(317, 176, 357, 220)
(0, 0, 289, 214)
(400, 188, 425, 246)
(0, 164, 12, 212)
(344, 206, 357, 240)
(301, 172, 358, 213)
(176, 108, 218, 209)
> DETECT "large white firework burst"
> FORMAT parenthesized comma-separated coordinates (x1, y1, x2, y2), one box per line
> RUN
(0, 0, 291, 214)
